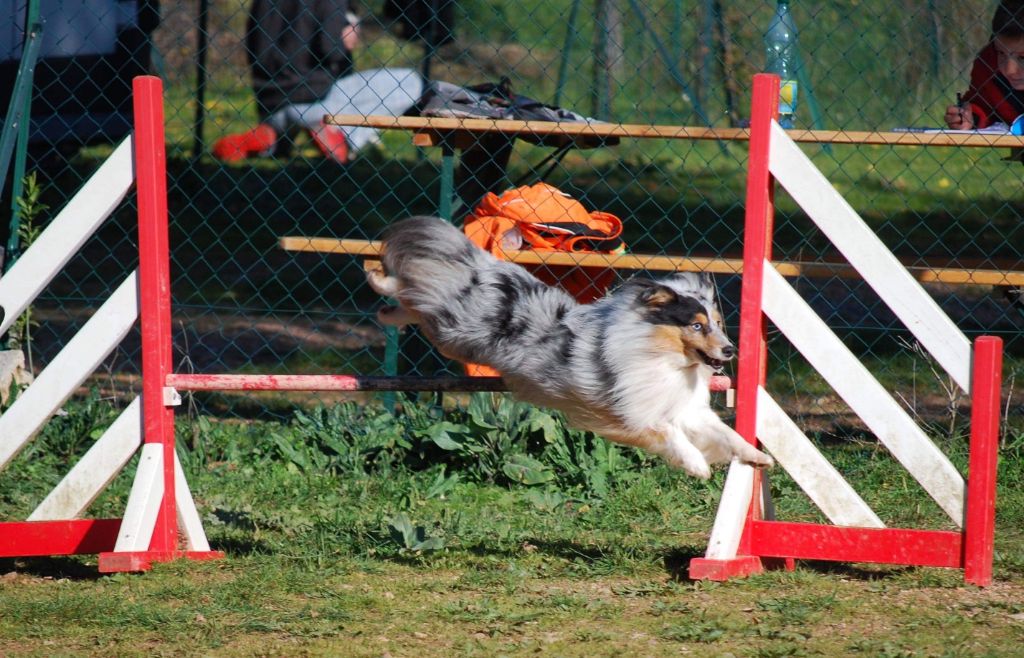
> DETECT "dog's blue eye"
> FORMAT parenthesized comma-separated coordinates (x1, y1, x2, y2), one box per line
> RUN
(691, 323, 703, 332)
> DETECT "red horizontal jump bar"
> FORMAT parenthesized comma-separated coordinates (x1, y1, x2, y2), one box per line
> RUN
(166, 373, 732, 392)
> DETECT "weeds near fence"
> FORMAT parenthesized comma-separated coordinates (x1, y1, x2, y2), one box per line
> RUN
(6, 172, 46, 372)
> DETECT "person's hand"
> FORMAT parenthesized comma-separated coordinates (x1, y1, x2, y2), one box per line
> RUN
(342, 23, 360, 51)
(944, 104, 975, 129)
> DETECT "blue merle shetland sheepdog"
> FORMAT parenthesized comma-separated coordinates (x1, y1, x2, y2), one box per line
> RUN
(367, 216, 773, 479)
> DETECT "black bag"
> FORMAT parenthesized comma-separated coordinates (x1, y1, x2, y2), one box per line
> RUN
(417, 77, 619, 149)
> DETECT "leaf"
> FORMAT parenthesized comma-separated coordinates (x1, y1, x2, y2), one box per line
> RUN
(528, 411, 564, 443)
(418, 422, 468, 451)
(425, 467, 459, 499)
(525, 488, 568, 511)
(388, 512, 416, 548)
(502, 454, 555, 485)
(466, 394, 498, 430)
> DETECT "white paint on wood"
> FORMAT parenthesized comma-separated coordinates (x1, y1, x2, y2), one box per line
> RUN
(767, 122, 972, 393)
(174, 451, 211, 552)
(0, 139, 133, 336)
(0, 272, 139, 471)
(762, 265, 965, 525)
(756, 387, 884, 528)
(29, 397, 142, 521)
(114, 443, 164, 552)
(704, 460, 755, 559)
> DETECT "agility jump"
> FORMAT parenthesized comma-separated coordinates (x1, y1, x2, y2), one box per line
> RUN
(0, 75, 1002, 583)
(689, 74, 1001, 586)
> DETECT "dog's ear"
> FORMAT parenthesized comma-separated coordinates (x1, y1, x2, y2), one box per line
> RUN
(639, 283, 677, 307)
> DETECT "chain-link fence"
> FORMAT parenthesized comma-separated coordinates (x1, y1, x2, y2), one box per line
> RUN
(2, 0, 1021, 434)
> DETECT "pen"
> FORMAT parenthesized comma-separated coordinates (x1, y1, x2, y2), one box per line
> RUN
(957, 93, 966, 123)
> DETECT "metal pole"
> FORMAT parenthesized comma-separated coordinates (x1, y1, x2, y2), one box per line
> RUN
(3, 0, 42, 269)
(191, 0, 210, 160)
(555, 0, 582, 106)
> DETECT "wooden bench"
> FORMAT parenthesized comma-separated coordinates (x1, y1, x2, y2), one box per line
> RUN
(280, 237, 1024, 289)
(326, 114, 1024, 148)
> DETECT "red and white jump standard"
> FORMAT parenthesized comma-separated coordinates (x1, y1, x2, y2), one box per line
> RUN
(688, 74, 1002, 586)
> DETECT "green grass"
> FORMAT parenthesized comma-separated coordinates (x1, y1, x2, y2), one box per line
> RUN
(2, 396, 1023, 656)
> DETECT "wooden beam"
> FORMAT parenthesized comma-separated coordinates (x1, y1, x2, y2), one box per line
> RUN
(279, 236, 1024, 287)
(324, 114, 1024, 148)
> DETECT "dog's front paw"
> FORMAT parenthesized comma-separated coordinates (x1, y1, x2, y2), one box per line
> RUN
(666, 452, 712, 479)
(742, 450, 774, 470)
(684, 461, 713, 480)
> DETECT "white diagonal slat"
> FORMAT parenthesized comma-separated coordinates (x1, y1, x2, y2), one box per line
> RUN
(0, 138, 133, 336)
(0, 272, 139, 471)
(174, 451, 211, 552)
(756, 387, 884, 528)
(704, 460, 756, 559)
(762, 264, 965, 526)
(29, 397, 142, 520)
(767, 121, 971, 393)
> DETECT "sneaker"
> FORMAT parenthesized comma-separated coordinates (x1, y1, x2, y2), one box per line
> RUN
(308, 122, 349, 164)
(211, 124, 277, 162)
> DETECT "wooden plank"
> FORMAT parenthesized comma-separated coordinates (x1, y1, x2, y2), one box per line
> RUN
(756, 387, 884, 528)
(325, 114, 1024, 148)
(762, 265, 966, 526)
(703, 460, 756, 560)
(0, 519, 121, 557)
(29, 397, 142, 521)
(114, 443, 164, 552)
(749, 520, 963, 567)
(174, 451, 211, 552)
(165, 372, 732, 393)
(769, 122, 973, 392)
(0, 138, 134, 336)
(0, 273, 139, 471)
(279, 236, 1024, 286)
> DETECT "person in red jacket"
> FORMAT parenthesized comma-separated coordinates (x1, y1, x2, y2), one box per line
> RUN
(946, 1, 1024, 129)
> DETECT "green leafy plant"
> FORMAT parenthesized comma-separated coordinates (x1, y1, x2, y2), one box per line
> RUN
(270, 403, 412, 476)
(6, 171, 47, 369)
(543, 426, 639, 500)
(32, 387, 119, 460)
(387, 512, 445, 555)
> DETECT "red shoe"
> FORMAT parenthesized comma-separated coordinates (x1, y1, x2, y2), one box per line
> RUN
(212, 125, 277, 162)
(308, 122, 349, 164)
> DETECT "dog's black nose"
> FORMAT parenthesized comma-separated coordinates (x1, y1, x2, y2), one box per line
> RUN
(721, 345, 736, 359)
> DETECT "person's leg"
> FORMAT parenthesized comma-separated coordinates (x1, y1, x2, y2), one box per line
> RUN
(304, 68, 425, 152)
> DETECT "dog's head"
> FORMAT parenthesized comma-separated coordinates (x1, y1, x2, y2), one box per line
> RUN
(628, 273, 735, 369)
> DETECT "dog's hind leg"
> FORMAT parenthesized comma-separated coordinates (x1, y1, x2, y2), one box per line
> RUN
(377, 305, 419, 327)
(366, 266, 402, 298)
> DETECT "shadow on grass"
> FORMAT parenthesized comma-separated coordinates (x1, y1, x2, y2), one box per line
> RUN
(0, 556, 105, 581)
(665, 549, 917, 583)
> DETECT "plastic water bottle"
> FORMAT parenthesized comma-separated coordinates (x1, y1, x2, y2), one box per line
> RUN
(764, 0, 799, 128)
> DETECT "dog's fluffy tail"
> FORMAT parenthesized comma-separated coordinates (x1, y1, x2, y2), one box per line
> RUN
(381, 216, 487, 277)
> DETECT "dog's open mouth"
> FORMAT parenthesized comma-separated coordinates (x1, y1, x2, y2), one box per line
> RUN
(697, 350, 727, 371)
